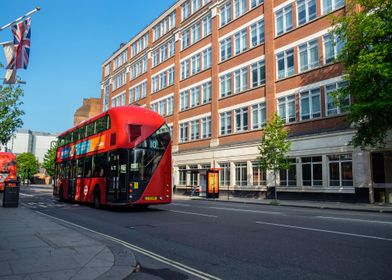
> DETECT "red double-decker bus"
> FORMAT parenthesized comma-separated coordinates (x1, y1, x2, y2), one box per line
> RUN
(54, 106, 172, 208)
(0, 152, 18, 191)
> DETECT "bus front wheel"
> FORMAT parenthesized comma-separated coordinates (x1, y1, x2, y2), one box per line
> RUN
(93, 188, 101, 209)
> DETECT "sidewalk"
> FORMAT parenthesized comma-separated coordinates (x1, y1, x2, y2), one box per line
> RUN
(0, 199, 137, 279)
(174, 194, 392, 213)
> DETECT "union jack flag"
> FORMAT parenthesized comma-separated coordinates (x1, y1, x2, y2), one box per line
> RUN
(7, 17, 31, 70)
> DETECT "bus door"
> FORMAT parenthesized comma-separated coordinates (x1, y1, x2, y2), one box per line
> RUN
(67, 160, 76, 200)
(107, 150, 128, 203)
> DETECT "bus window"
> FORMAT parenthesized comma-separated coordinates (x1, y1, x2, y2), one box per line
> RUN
(105, 115, 111, 130)
(86, 122, 95, 137)
(84, 156, 92, 177)
(95, 117, 106, 133)
(77, 158, 84, 178)
(93, 153, 107, 177)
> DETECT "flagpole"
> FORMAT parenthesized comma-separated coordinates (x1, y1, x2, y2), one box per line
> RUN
(0, 7, 40, 32)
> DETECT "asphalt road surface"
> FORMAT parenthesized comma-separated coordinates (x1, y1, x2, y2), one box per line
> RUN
(19, 185, 392, 280)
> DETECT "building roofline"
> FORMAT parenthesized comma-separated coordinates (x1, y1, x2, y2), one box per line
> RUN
(102, 0, 181, 66)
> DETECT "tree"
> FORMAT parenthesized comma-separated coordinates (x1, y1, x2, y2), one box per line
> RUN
(42, 144, 57, 177)
(257, 114, 291, 201)
(16, 153, 39, 183)
(332, 0, 392, 148)
(0, 63, 25, 147)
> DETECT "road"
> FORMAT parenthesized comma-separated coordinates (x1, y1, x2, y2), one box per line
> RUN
(19, 185, 392, 280)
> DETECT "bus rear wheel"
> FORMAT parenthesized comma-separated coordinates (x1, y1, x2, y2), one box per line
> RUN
(93, 189, 101, 209)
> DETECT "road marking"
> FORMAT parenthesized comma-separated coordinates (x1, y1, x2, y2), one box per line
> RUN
(255, 221, 392, 242)
(36, 211, 220, 280)
(20, 193, 34, 197)
(317, 216, 392, 225)
(210, 206, 282, 215)
(169, 210, 218, 218)
(171, 203, 191, 207)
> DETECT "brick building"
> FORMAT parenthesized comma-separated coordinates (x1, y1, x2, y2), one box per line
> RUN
(101, 0, 391, 202)
(74, 98, 103, 126)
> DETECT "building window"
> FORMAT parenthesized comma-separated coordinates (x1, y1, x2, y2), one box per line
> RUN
(152, 50, 159, 67)
(168, 96, 174, 115)
(302, 156, 323, 186)
(220, 74, 232, 97)
(103, 80, 110, 111)
(278, 95, 296, 123)
(192, 22, 201, 44)
(182, 30, 190, 49)
(234, 0, 247, 19)
(277, 49, 294, 79)
(275, 5, 293, 36)
(179, 123, 189, 143)
(328, 154, 353, 187)
(111, 92, 126, 108)
(202, 47, 212, 70)
(219, 163, 230, 186)
(112, 70, 126, 90)
(180, 90, 189, 111)
(234, 67, 248, 94)
(235, 107, 248, 132)
(234, 28, 248, 55)
(300, 88, 321, 120)
(181, 60, 190, 80)
(322, 0, 344, 15)
(280, 158, 297, 186)
(182, 0, 191, 21)
(192, 0, 201, 12)
(325, 81, 350, 116)
(152, 76, 158, 93)
(251, 0, 264, 9)
(323, 33, 344, 64)
(220, 37, 232, 61)
(159, 72, 167, 90)
(251, 19, 264, 47)
(190, 87, 200, 108)
(201, 116, 211, 138)
(235, 162, 247, 186)
(190, 120, 200, 140)
(168, 38, 175, 57)
(299, 39, 319, 72)
(158, 100, 167, 116)
(189, 165, 198, 185)
(168, 67, 175, 85)
(220, 111, 232, 135)
(202, 81, 212, 103)
(251, 60, 265, 88)
(191, 54, 201, 75)
(202, 14, 212, 37)
(252, 162, 266, 186)
(252, 103, 266, 129)
(179, 166, 187, 185)
(220, 1, 232, 26)
(104, 64, 110, 77)
(297, 0, 317, 26)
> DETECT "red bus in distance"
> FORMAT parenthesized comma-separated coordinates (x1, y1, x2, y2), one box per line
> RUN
(54, 106, 172, 208)
(0, 152, 18, 190)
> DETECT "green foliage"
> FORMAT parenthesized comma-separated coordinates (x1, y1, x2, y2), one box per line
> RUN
(16, 153, 39, 181)
(42, 144, 57, 177)
(257, 114, 291, 174)
(332, 0, 392, 148)
(0, 63, 25, 146)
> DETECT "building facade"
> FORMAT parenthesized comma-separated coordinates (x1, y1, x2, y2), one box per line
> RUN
(74, 98, 103, 126)
(1, 130, 58, 163)
(101, 0, 391, 203)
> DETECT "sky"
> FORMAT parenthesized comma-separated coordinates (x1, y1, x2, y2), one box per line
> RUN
(0, 0, 175, 134)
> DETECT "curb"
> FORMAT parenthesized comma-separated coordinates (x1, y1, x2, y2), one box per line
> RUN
(188, 197, 392, 214)
(36, 211, 137, 279)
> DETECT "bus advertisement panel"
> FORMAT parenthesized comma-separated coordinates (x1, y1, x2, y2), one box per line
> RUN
(0, 152, 18, 191)
(54, 106, 172, 208)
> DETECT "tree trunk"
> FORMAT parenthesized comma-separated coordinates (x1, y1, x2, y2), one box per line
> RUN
(274, 171, 277, 201)
(369, 181, 375, 204)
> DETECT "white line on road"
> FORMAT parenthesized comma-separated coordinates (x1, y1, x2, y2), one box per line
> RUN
(171, 203, 191, 207)
(19, 193, 34, 197)
(169, 210, 218, 218)
(255, 221, 392, 242)
(317, 216, 392, 225)
(210, 206, 282, 215)
(36, 211, 221, 280)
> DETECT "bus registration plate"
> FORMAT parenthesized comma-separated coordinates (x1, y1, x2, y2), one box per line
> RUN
(144, 196, 157, 201)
